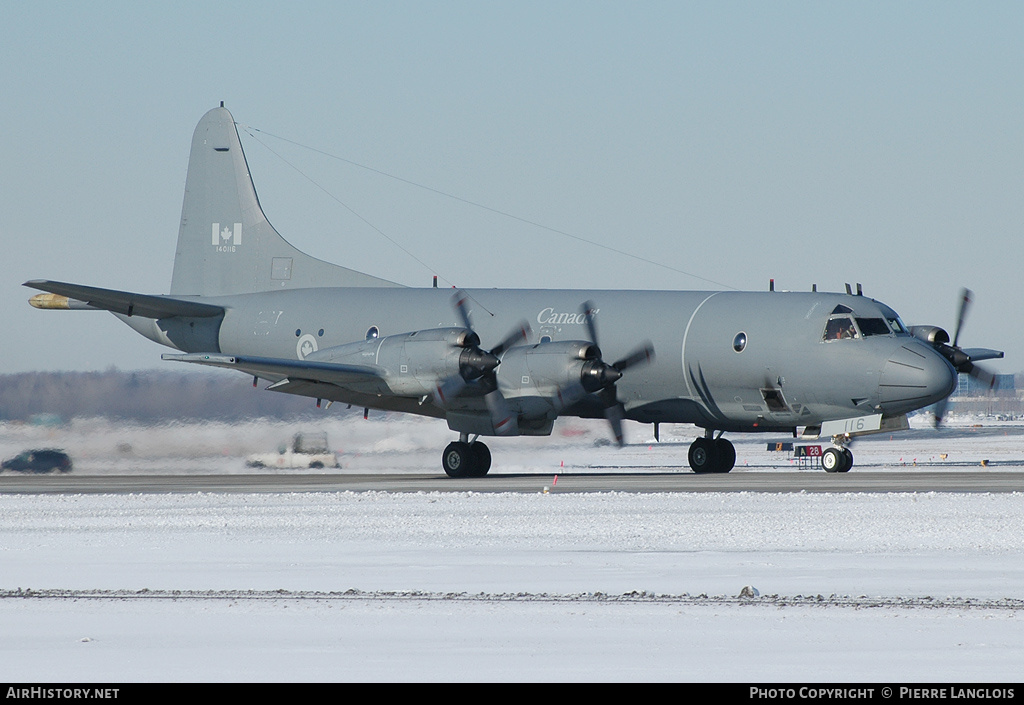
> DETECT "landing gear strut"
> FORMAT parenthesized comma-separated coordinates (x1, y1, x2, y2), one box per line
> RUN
(442, 435, 492, 478)
(688, 432, 735, 474)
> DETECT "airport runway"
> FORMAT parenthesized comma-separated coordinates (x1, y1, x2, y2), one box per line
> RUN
(1, 470, 1023, 494)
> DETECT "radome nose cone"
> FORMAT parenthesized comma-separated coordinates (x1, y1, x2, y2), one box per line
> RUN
(880, 342, 957, 412)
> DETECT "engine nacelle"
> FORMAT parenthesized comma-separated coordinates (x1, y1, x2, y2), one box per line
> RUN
(308, 327, 480, 397)
(909, 325, 950, 346)
(496, 341, 619, 417)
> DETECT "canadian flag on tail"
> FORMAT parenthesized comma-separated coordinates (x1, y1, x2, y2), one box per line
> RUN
(211, 223, 241, 247)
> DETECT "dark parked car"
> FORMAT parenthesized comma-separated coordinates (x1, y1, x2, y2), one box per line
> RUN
(1, 449, 72, 473)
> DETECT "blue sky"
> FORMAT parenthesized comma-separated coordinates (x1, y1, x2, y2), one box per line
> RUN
(2, 2, 1022, 373)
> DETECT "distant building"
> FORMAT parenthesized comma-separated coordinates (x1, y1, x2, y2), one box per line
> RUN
(951, 373, 1016, 398)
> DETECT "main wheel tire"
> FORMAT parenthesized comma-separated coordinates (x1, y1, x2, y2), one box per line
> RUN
(442, 441, 473, 478)
(688, 437, 720, 474)
(713, 438, 736, 473)
(469, 442, 491, 477)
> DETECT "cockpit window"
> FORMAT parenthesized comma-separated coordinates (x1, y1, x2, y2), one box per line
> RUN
(886, 317, 909, 335)
(875, 303, 910, 336)
(855, 317, 891, 337)
(823, 316, 858, 341)
(831, 304, 854, 315)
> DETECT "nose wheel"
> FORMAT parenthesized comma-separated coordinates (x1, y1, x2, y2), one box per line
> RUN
(821, 446, 853, 473)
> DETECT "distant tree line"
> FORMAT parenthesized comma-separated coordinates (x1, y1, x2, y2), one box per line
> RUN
(0, 370, 350, 423)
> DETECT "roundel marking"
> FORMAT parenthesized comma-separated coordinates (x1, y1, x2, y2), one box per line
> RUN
(296, 334, 318, 359)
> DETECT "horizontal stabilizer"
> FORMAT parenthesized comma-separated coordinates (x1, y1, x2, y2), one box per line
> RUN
(162, 352, 383, 388)
(25, 280, 223, 319)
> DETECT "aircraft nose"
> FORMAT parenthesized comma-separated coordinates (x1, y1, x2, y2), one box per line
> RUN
(879, 342, 957, 413)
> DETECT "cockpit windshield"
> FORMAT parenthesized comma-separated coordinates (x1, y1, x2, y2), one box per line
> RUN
(855, 318, 890, 337)
(875, 303, 910, 335)
(822, 302, 910, 342)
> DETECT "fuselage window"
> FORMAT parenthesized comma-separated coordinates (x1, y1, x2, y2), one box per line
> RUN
(733, 332, 747, 352)
(855, 318, 890, 337)
(366, 326, 379, 341)
(823, 316, 858, 341)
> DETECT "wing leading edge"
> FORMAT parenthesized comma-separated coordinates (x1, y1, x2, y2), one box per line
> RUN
(162, 352, 385, 391)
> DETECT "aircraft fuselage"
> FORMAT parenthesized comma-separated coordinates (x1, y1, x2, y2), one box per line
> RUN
(122, 286, 957, 434)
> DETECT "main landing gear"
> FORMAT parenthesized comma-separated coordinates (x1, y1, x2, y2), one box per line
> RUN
(442, 435, 492, 478)
(688, 432, 736, 474)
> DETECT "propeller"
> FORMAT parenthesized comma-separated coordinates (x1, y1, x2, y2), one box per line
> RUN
(434, 291, 530, 435)
(453, 291, 529, 361)
(578, 300, 655, 446)
(926, 288, 1003, 427)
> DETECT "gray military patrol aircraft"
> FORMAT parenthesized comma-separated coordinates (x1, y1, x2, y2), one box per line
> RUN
(26, 106, 1004, 476)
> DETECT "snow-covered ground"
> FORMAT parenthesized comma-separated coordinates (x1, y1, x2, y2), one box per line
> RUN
(1, 415, 1022, 682)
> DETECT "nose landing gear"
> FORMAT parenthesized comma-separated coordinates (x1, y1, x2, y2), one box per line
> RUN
(821, 440, 854, 473)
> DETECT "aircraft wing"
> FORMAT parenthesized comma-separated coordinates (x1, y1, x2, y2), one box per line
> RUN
(162, 353, 385, 389)
(25, 280, 223, 319)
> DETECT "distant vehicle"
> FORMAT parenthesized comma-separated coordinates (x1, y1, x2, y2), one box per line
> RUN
(2, 449, 72, 474)
(246, 432, 339, 469)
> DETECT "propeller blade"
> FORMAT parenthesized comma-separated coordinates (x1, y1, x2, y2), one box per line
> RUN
(913, 288, 1000, 428)
(432, 375, 467, 408)
(484, 389, 518, 436)
(452, 290, 474, 331)
(452, 290, 529, 357)
(952, 288, 972, 349)
(552, 384, 588, 413)
(967, 363, 997, 391)
(581, 300, 600, 346)
(575, 300, 655, 446)
(926, 289, 1002, 375)
(961, 347, 1004, 363)
(933, 362, 995, 428)
(613, 342, 655, 371)
(605, 403, 625, 447)
(490, 321, 531, 358)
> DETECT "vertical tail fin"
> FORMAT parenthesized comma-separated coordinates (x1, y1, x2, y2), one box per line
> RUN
(169, 106, 400, 296)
